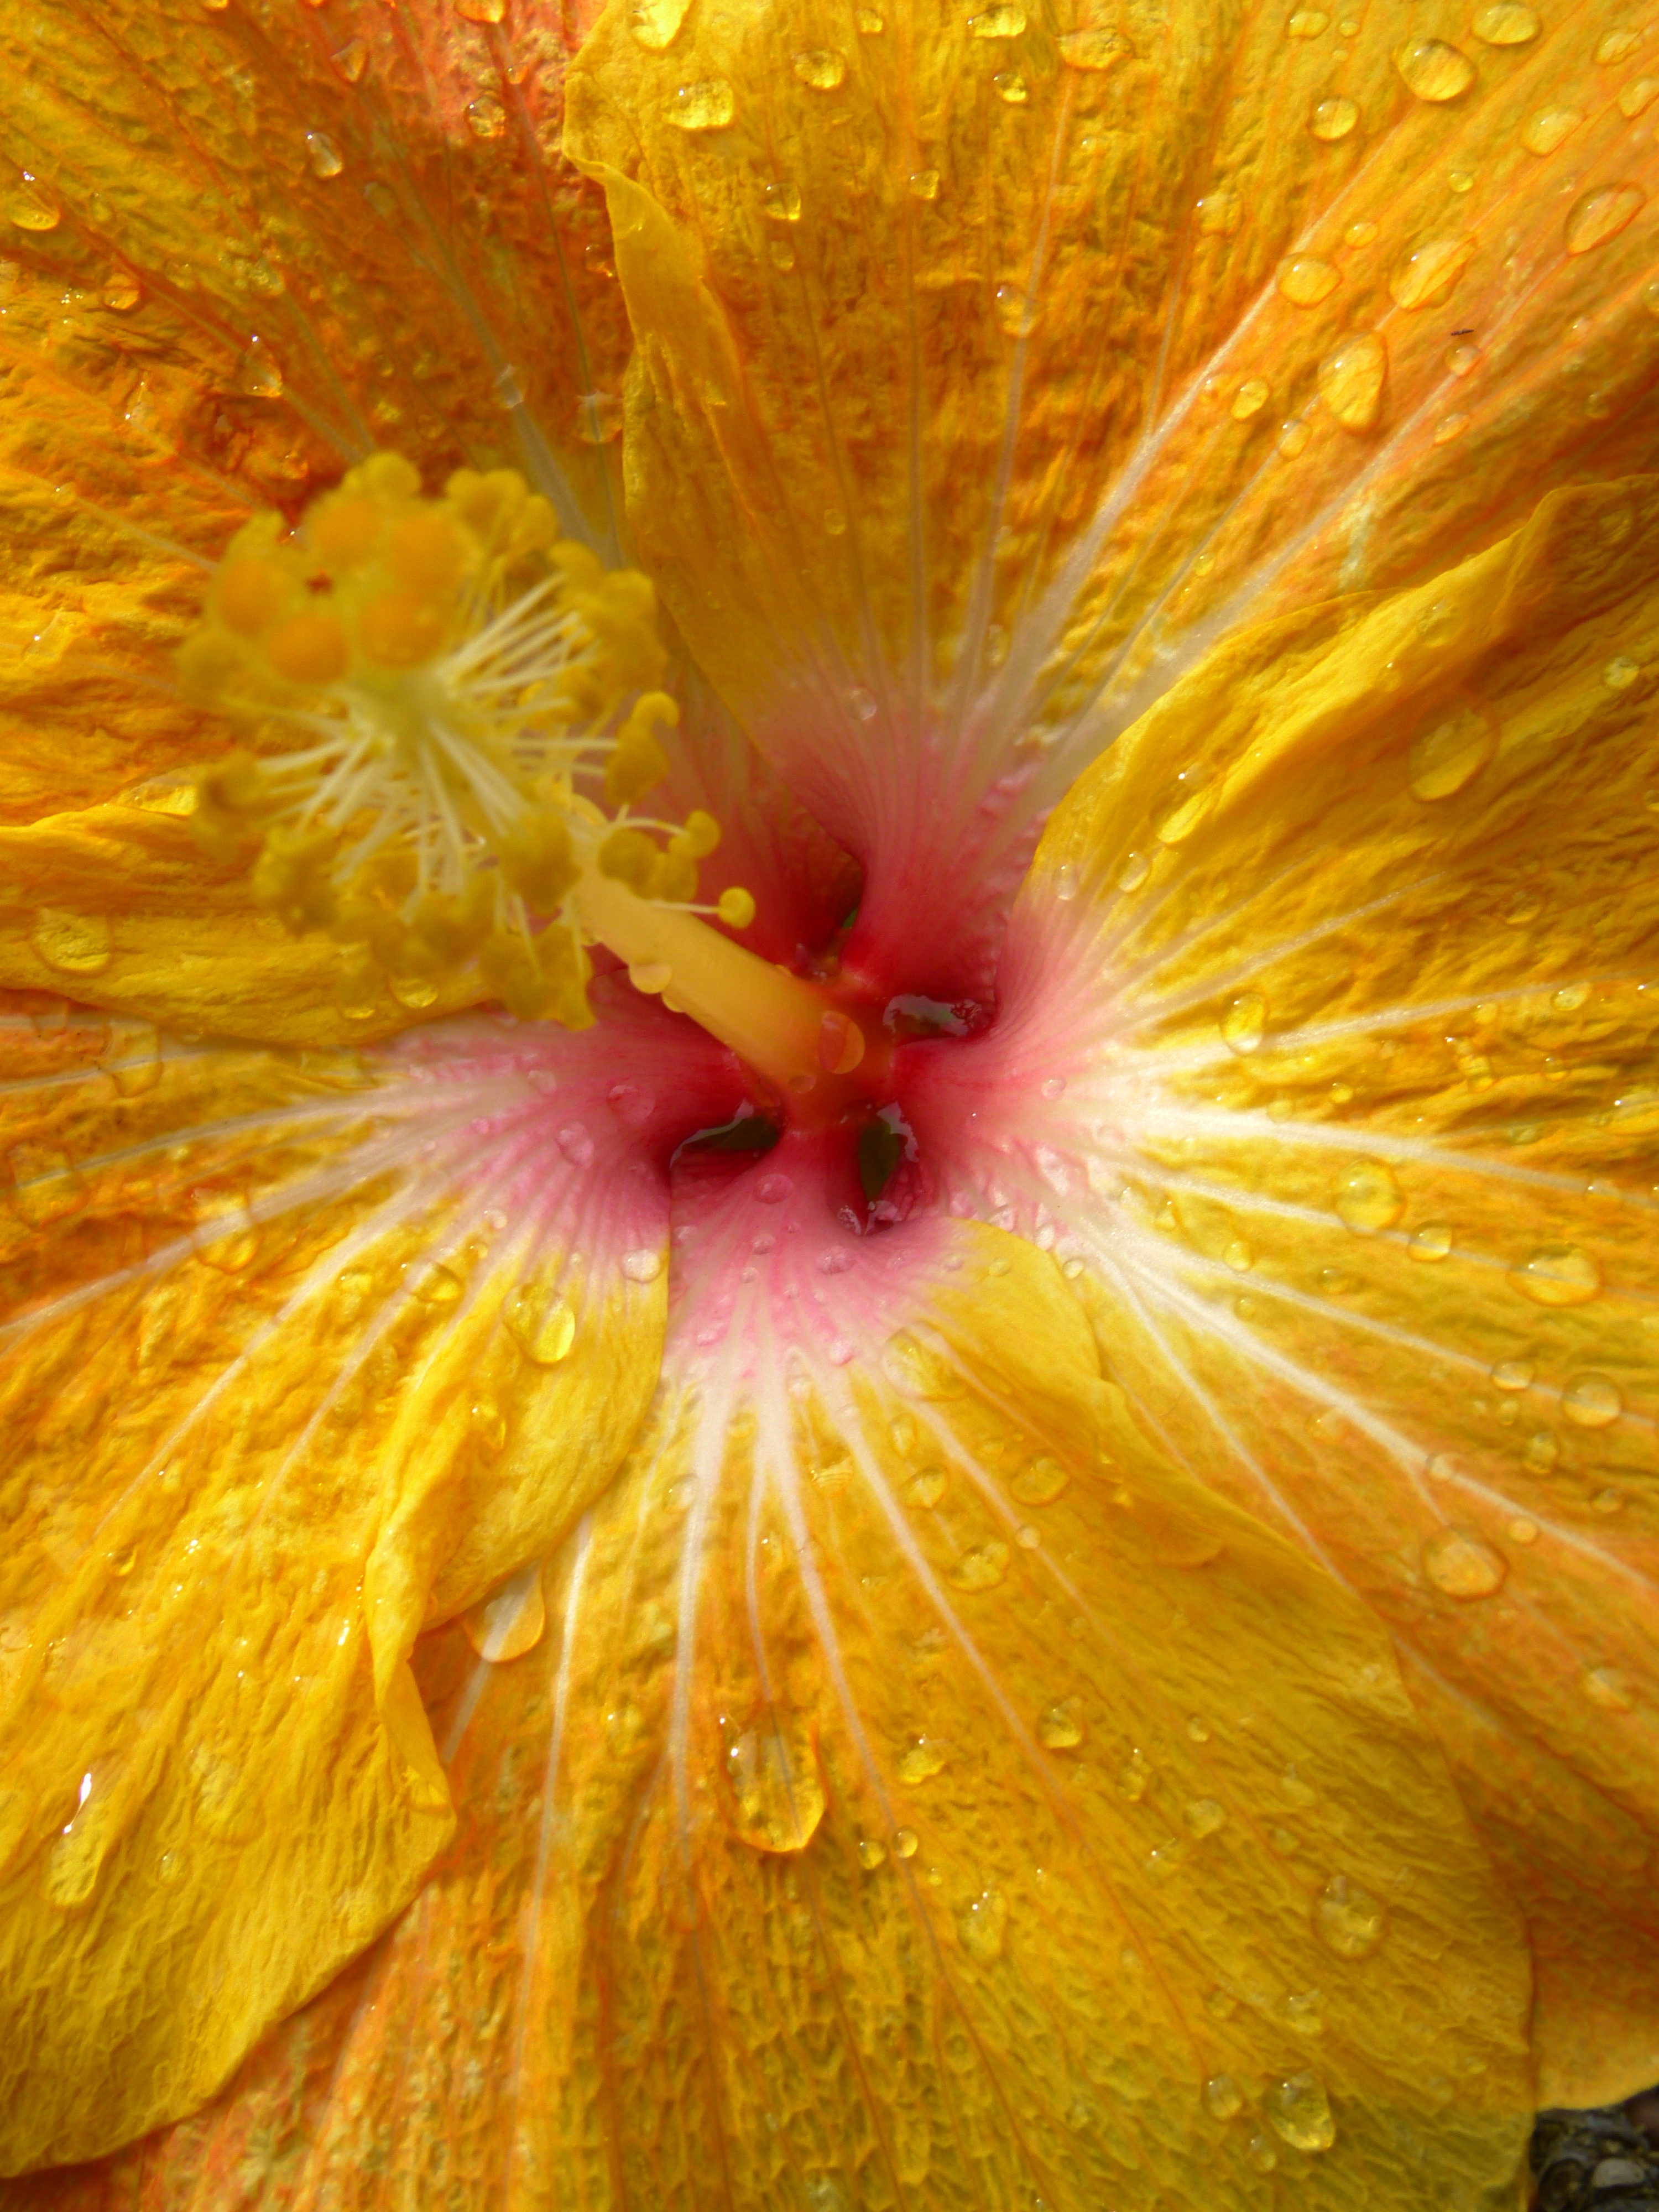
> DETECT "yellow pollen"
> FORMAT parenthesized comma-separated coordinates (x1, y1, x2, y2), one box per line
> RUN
(182, 452, 851, 1083)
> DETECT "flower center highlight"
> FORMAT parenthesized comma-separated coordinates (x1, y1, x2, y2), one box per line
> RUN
(183, 451, 879, 1103)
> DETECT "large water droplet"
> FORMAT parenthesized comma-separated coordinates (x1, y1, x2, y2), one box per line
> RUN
(726, 1721, 826, 1853)
(1266, 2072, 1337, 2152)
(1389, 235, 1474, 310)
(1011, 1453, 1068, 1505)
(1334, 1159, 1404, 1234)
(1310, 95, 1359, 140)
(897, 1736, 947, 1785)
(305, 131, 345, 178)
(1562, 1372, 1622, 1427)
(1204, 2074, 1244, 2121)
(1423, 1526, 1508, 1598)
(792, 47, 847, 87)
(950, 1539, 1010, 1591)
(1318, 331, 1386, 431)
(1521, 107, 1582, 154)
(1509, 1244, 1601, 1307)
(503, 1282, 576, 1364)
(1221, 992, 1267, 1054)
(858, 1836, 887, 1869)
(1276, 255, 1339, 306)
(628, 0, 692, 47)
(882, 1329, 964, 1399)
(1154, 768, 1214, 844)
(1408, 698, 1498, 799)
(1038, 1701, 1083, 1749)
(7, 1144, 87, 1228)
(1409, 1221, 1453, 1262)
(1393, 36, 1475, 100)
(236, 340, 284, 398)
(1183, 1796, 1227, 1838)
(30, 907, 112, 975)
(1472, 1, 1538, 39)
(672, 79, 736, 129)
(1582, 1667, 1635, 1713)
(1232, 376, 1270, 419)
(7, 180, 60, 232)
(1314, 1874, 1388, 1958)
(1564, 183, 1647, 255)
(463, 1561, 546, 1662)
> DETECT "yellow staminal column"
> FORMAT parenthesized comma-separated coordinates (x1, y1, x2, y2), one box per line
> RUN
(576, 869, 872, 1103)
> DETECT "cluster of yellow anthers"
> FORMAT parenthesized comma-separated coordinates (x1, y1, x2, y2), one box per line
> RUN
(182, 451, 754, 1025)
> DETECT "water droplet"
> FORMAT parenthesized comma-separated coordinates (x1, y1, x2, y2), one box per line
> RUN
(1345, 217, 1379, 248)
(1619, 76, 1659, 117)
(1282, 1987, 1325, 2036)
(968, 3, 1026, 33)
(855, 4, 884, 24)
(994, 284, 1038, 338)
(463, 1561, 546, 1662)
(1596, 25, 1642, 62)
(101, 273, 143, 311)
(628, 961, 674, 996)
(30, 907, 112, 976)
(1287, 9, 1329, 34)
(992, 68, 1028, 99)
(1389, 235, 1474, 310)
(305, 131, 344, 178)
(1408, 1220, 1453, 1262)
(1446, 340, 1481, 378)
(1318, 330, 1386, 431)
(1509, 1244, 1601, 1307)
(1247, 2133, 1279, 2173)
(792, 47, 847, 87)
(621, 1248, 664, 1285)
(1229, 376, 1271, 421)
(332, 36, 368, 78)
(726, 1722, 826, 1851)
(1523, 1426, 1561, 1473)
(1521, 106, 1582, 154)
(1276, 255, 1339, 306)
(1394, 36, 1475, 100)
(628, 0, 692, 46)
(858, 1836, 887, 1869)
(1058, 26, 1130, 67)
(1053, 860, 1079, 901)
(950, 1539, 1010, 1591)
(503, 1282, 576, 1364)
(897, 1736, 947, 1785)
(1277, 417, 1312, 458)
(1310, 95, 1359, 140)
(1039, 1701, 1083, 1748)
(1583, 1666, 1635, 1712)
(959, 1889, 1008, 1961)
(846, 684, 878, 722)
(881, 1329, 963, 1398)
(1313, 1874, 1388, 1958)
(893, 1825, 919, 1856)
(756, 1172, 795, 1206)
(1154, 768, 1214, 845)
(389, 973, 440, 1010)
(7, 180, 60, 232)
(408, 1260, 463, 1306)
(1433, 411, 1472, 445)
(466, 93, 506, 139)
(1562, 1372, 1622, 1427)
(235, 340, 284, 398)
(904, 1465, 947, 1507)
(1565, 182, 1646, 255)
(1267, 2072, 1337, 2152)
(1472, 0, 1538, 38)
(1117, 1749, 1152, 1800)
(1423, 1526, 1508, 1598)
(1408, 698, 1497, 799)
(672, 79, 736, 129)
(7, 1144, 87, 1228)
(1592, 1485, 1626, 1516)
(471, 1397, 507, 1452)
(1183, 1796, 1227, 1838)
(1334, 1159, 1404, 1234)
(1204, 2074, 1244, 2121)
(1601, 655, 1642, 694)
(1011, 1453, 1067, 1505)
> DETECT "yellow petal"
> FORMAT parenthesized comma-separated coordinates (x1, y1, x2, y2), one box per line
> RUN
(0, 990, 701, 2169)
(24, 1198, 1535, 2205)
(566, 0, 1659, 1000)
(907, 470, 1659, 2106)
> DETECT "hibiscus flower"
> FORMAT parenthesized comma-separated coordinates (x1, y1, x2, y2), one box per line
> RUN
(2, 0, 1657, 2202)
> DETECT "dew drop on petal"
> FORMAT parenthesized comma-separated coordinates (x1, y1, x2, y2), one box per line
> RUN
(1221, 993, 1267, 1055)
(1521, 107, 1582, 154)
(1011, 1453, 1068, 1504)
(1408, 699, 1497, 799)
(1039, 1702, 1083, 1749)
(1248, 2134, 1279, 2173)
(1596, 26, 1642, 62)
(1309, 95, 1359, 139)
(907, 167, 941, 200)
(858, 1836, 887, 1869)
(1564, 183, 1646, 255)
(1117, 1749, 1153, 1800)
(1619, 76, 1659, 117)
(959, 1889, 1008, 1961)
(992, 70, 1028, 100)
(503, 1282, 576, 1364)
(893, 1825, 919, 1856)
(1393, 37, 1475, 100)
(1334, 1159, 1404, 1234)
(622, 1247, 664, 1284)
(726, 1725, 826, 1853)
(950, 1540, 1010, 1591)
(1318, 331, 1386, 430)
(30, 907, 112, 975)
(1562, 1372, 1622, 1427)
(1472, 1, 1538, 40)
(1205, 2074, 1244, 2121)
(1524, 1427, 1561, 1473)
(305, 131, 344, 178)
(1434, 411, 1471, 445)
(463, 1561, 546, 1663)
(629, 0, 692, 46)
(1276, 418, 1311, 457)
(1314, 1874, 1388, 1958)
(672, 79, 736, 129)
(1183, 1796, 1227, 1838)
(1509, 1244, 1601, 1306)
(7, 181, 60, 232)
(968, 4, 1026, 34)
(1409, 1220, 1453, 1261)
(1277, 255, 1340, 305)
(1232, 377, 1270, 419)
(1583, 1666, 1635, 1712)
(1423, 1526, 1508, 1598)
(1266, 2072, 1337, 2152)
(1389, 236, 1474, 310)
(332, 36, 368, 78)
(792, 47, 847, 87)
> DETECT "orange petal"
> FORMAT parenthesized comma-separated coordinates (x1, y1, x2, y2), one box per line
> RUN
(0, 987, 723, 2169)
(8, 1194, 1536, 2205)
(906, 469, 1659, 2106)
(566, 0, 1659, 1001)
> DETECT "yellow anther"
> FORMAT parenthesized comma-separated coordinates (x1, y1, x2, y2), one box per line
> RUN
(264, 609, 351, 686)
(499, 816, 579, 912)
(673, 810, 721, 860)
(307, 493, 386, 573)
(653, 848, 698, 904)
(605, 691, 679, 808)
(597, 826, 660, 891)
(717, 886, 757, 929)
(252, 826, 340, 933)
(387, 510, 470, 594)
(479, 926, 593, 1027)
(216, 554, 293, 638)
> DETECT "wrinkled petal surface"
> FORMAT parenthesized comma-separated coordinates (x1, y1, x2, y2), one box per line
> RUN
(905, 473, 1659, 2106)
